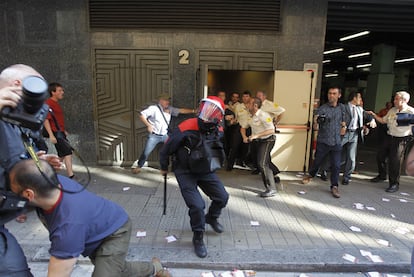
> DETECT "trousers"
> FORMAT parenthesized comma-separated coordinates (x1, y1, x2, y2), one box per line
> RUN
(309, 142, 342, 187)
(253, 138, 277, 190)
(175, 172, 229, 232)
(89, 219, 154, 277)
(138, 133, 168, 168)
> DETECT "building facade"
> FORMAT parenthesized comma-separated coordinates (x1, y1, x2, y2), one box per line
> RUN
(0, 0, 327, 165)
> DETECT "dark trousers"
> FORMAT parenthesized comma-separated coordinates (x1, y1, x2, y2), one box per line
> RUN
(175, 172, 229, 232)
(376, 134, 391, 179)
(226, 125, 243, 169)
(309, 142, 342, 187)
(388, 135, 413, 185)
(0, 226, 33, 277)
(253, 137, 277, 190)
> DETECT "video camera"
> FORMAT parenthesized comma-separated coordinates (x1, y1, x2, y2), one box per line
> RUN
(0, 76, 49, 225)
(0, 75, 49, 131)
(396, 113, 414, 126)
(317, 114, 329, 124)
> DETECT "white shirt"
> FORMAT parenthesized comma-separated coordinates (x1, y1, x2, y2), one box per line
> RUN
(140, 104, 179, 135)
(234, 103, 250, 127)
(242, 109, 275, 138)
(383, 105, 414, 137)
(261, 99, 285, 119)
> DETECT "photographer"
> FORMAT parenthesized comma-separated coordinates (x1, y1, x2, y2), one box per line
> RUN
(9, 159, 171, 277)
(0, 64, 60, 276)
(368, 91, 414, 193)
(302, 86, 349, 198)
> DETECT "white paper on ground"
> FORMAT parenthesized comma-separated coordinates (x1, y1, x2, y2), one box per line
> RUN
(350, 226, 362, 232)
(376, 239, 391, 246)
(165, 235, 177, 243)
(342, 253, 357, 263)
(136, 230, 146, 237)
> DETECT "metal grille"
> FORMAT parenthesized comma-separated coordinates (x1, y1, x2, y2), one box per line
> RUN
(327, 1, 414, 32)
(89, 0, 281, 32)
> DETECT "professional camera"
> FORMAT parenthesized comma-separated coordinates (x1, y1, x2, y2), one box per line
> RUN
(317, 114, 329, 124)
(396, 113, 414, 126)
(0, 75, 49, 130)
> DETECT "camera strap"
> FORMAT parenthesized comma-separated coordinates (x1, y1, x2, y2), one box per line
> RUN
(19, 127, 90, 194)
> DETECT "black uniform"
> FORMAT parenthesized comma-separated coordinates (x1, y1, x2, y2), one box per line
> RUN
(0, 121, 33, 276)
(160, 118, 229, 232)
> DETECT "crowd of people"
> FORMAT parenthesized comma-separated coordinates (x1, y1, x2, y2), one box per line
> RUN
(2, 62, 414, 274)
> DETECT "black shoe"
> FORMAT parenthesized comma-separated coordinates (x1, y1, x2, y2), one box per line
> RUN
(370, 176, 386, 183)
(274, 175, 281, 183)
(319, 171, 328, 181)
(251, 169, 260, 175)
(342, 179, 349, 185)
(205, 216, 224, 233)
(259, 189, 276, 198)
(385, 184, 399, 193)
(192, 232, 207, 258)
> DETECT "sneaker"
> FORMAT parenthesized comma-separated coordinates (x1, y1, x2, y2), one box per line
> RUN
(302, 175, 312, 184)
(259, 189, 276, 198)
(132, 167, 141, 174)
(331, 186, 340, 198)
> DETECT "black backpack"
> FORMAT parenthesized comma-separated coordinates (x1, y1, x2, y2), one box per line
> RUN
(186, 131, 225, 174)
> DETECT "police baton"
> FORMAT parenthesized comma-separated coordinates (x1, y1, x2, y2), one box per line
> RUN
(163, 173, 167, 215)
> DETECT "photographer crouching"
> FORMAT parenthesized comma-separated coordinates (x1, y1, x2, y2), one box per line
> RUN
(0, 64, 62, 276)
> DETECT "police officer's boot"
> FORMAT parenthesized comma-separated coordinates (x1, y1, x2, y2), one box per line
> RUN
(192, 231, 207, 258)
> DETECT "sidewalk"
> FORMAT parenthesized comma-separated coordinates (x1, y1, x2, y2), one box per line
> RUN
(6, 147, 414, 276)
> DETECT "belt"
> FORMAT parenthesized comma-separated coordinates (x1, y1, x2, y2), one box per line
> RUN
(390, 135, 412, 139)
(348, 129, 357, 132)
(255, 135, 276, 142)
(152, 132, 165, 136)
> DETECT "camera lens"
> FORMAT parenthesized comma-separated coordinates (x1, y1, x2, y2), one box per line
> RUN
(21, 76, 48, 114)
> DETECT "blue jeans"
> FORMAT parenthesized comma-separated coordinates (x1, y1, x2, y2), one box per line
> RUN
(309, 142, 342, 187)
(137, 133, 168, 168)
(341, 131, 358, 181)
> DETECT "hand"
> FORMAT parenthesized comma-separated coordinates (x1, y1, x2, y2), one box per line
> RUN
(249, 135, 257, 141)
(160, 170, 168, 176)
(363, 126, 370, 136)
(37, 151, 63, 170)
(0, 86, 22, 110)
(368, 118, 377, 128)
(147, 125, 153, 133)
(242, 136, 249, 143)
(50, 135, 57, 144)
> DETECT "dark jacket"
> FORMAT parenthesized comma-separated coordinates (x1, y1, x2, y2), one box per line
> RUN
(160, 118, 223, 173)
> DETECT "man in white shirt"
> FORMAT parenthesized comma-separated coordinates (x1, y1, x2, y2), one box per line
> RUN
(369, 91, 414, 192)
(240, 97, 277, 197)
(255, 91, 286, 180)
(132, 93, 194, 174)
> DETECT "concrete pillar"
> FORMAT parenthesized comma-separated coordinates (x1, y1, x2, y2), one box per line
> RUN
(365, 44, 396, 112)
(394, 66, 410, 92)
